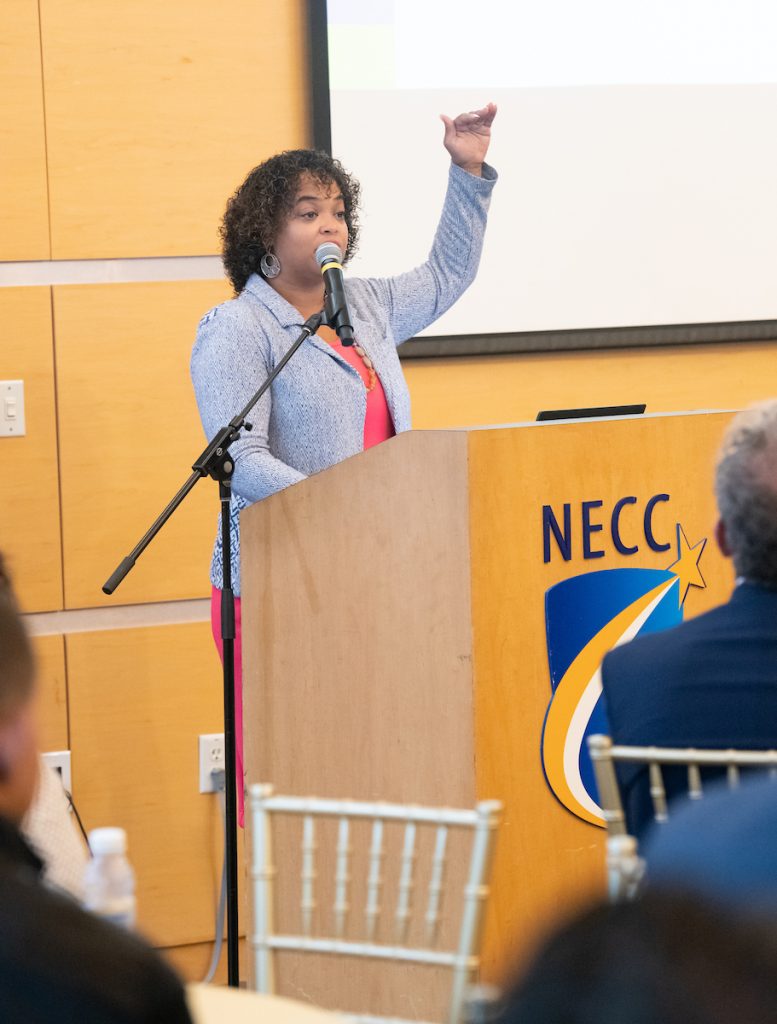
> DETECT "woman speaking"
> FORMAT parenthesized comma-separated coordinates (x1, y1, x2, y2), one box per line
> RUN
(191, 103, 498, 821)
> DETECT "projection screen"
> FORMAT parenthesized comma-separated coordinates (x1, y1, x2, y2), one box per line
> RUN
(312, 0, 777, 351)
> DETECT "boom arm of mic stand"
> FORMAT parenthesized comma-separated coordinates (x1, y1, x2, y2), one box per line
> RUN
(102, 311, 324, 595)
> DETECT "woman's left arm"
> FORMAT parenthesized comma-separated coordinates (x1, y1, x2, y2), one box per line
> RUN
(356, 103, 498, 343)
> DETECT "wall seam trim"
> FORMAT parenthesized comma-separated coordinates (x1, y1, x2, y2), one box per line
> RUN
(25, 597, 211, 636)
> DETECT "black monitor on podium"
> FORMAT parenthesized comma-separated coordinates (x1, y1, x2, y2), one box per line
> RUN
(536, 404, 646, 421)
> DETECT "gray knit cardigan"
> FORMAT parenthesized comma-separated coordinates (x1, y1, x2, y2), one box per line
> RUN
(191, 161, 497, 594)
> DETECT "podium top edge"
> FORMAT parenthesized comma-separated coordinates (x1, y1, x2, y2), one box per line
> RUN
(433, 409, 740, 431)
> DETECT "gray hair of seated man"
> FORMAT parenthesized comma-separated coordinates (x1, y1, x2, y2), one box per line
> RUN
(714, 399, 777, 585)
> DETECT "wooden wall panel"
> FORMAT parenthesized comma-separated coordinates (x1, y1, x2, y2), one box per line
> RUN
(33, 633, 68, 753)
(54, 280, 230, 608)
(405, 340, 777, 429)
(0, 0, 50, 260)
(40, 0, 308, 258)
(66, 621, 243, 948)
(0, 288, 62, 612)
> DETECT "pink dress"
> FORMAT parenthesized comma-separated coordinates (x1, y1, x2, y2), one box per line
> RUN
(211, 328, 395, 824)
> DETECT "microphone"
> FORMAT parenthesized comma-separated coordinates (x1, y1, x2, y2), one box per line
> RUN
(315, 242, 355, 346)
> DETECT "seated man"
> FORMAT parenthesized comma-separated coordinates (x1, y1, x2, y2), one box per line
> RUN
(600, 400, 777, 835)
(0, 556, 192, 1023)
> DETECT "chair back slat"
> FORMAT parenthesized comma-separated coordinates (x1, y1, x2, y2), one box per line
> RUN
(727, 763, 740, 788)
(648, 762, 668, 821)
(333, 817, 351, 937)
(365, 818, 384, 940)
(687, 762, 703, 799)
(395, 822, 417, 944)
(301, 814, 316, 936)
(424, 825, 449, 945)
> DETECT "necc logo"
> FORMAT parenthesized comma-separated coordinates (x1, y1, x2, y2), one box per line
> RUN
(543, 494, 672, 563)
(540, 507, 707, 827)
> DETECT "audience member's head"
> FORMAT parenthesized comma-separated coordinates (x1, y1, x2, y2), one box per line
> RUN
(643, 776, 777, 917)
(714, 399, 777, 585)
(497, 890, 777, 1024)
(0, 556, 39, 823)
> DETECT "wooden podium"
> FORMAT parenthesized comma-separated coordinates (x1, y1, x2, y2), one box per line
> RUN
(241, 412, 735, 1011)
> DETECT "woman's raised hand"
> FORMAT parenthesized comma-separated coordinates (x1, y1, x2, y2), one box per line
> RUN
(440, 102, 497, 176)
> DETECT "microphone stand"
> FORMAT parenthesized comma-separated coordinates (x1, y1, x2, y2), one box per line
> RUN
(103, 310, 325, 987)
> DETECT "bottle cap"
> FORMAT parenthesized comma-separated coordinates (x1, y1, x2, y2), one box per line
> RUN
(88, 827, 127, 856)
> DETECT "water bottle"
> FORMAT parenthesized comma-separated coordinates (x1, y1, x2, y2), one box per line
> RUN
(83, 827, 136, 929)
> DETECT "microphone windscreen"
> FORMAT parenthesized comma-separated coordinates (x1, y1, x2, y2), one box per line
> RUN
(315, 242, 343, 267)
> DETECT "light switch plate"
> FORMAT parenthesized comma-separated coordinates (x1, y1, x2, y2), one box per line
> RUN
(0, 380, 25, 437)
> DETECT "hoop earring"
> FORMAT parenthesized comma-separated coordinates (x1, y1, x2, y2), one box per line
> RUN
(260, 251, 281, 279)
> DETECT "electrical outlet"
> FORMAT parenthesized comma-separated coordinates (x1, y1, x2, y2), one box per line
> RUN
(42, 750, 72, 794)
(198, 733, 225, 793)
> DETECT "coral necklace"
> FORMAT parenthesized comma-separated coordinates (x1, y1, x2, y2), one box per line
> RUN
(348, 340, 377, 392)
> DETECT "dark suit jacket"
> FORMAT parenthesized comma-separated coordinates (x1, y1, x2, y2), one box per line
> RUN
(0, 816, 192, 1023)
(600, 581, 777, 837)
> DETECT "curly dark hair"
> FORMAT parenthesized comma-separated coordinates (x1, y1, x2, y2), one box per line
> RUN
(221, 149, 361, 294)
